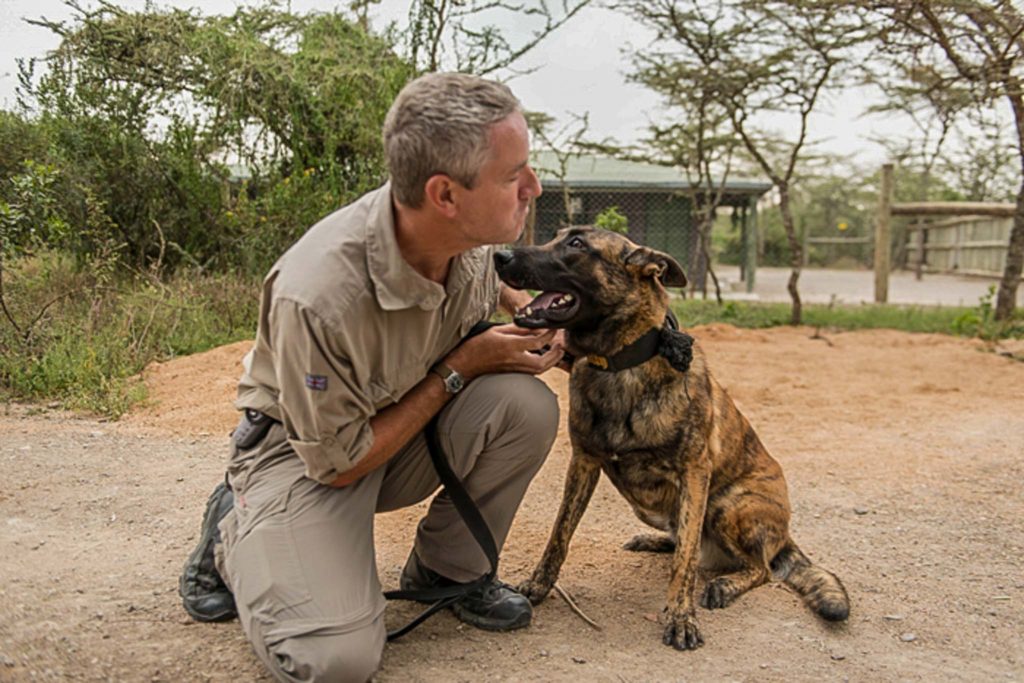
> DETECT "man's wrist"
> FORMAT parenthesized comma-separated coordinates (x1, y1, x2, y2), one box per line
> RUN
(430, 361, 466, 395)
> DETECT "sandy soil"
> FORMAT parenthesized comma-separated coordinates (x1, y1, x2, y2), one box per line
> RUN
(2, 325, 1022, 682)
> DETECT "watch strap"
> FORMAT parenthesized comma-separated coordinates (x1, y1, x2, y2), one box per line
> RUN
(430, 362, 463, 393)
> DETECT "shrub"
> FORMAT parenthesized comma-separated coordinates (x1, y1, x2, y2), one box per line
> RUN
(0, 252, 259, 416)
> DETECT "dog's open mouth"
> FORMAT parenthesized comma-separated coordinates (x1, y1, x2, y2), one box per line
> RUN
(514, 290, 580, 328)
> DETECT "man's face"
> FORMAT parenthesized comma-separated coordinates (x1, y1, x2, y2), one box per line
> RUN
(454, 112, 542, 246)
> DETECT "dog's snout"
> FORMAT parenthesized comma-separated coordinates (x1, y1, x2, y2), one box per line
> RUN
(493, 250, 514, 268)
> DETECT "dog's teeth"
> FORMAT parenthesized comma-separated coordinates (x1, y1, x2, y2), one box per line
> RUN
(563, 294, 574, 302)
(525, 306, 533, 316)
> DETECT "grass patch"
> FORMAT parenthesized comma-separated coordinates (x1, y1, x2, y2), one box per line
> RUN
(0, 252, 260, 416)
(2, 254, 1021, 418)
(671, 296, 1024, 339)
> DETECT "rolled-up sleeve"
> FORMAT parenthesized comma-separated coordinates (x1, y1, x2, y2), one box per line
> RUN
(270, 298, 375, 484)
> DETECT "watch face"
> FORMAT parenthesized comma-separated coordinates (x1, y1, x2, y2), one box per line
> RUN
(446, 373, 465, 393)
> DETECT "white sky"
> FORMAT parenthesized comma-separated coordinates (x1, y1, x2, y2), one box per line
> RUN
(0, 0, 921, 172)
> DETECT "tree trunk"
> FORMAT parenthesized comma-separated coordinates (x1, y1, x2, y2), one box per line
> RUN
(0, 254, 25, 341)
(996, 185, 1024, 320)
(996, 91, 1024, 320)
(778, 186, 803, 325)
(688, 195, 723, 302)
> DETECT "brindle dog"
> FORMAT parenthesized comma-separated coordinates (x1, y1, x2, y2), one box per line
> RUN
(494, 227, 849, 651)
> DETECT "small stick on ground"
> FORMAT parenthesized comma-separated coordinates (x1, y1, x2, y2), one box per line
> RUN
(553, 582, 602, 631)
(810, 294, 836, 346)
(810, 327, 834, 346)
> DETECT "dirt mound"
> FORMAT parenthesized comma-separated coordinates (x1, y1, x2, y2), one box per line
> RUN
(126, 340, 252, 436)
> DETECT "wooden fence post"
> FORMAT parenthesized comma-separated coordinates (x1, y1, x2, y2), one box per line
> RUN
(875, 164, 893, 303)
(746, 195, 758, 293)
(915, 220, 927, 281)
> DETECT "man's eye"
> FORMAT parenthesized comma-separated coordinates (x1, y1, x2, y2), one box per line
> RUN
(567, 236, 585, 249)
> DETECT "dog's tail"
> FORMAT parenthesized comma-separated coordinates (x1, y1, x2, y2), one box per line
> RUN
(771, 541, 849, 622)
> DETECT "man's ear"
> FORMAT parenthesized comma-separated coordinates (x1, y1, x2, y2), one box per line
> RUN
(626, 247, 688, 287)
(423, 174, 458, 218)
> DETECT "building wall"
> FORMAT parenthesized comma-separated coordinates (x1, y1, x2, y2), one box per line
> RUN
(533, 188, 705, 282)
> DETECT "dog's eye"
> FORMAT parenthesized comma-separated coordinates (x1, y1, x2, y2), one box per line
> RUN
(566, 236, 586, 249)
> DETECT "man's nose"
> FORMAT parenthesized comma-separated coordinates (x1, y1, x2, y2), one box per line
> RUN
(521, 165, 542, 199)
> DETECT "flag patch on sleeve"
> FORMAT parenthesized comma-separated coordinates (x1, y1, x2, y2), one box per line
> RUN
(305, 374, 328, 391)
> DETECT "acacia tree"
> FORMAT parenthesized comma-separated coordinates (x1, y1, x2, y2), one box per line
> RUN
(863, 60, 971, 200)
(623, 0, 864, 323)
(940, 110, 1019, 202)
(860, 0, 1024, 319)
(406, 0, 590, 75)
(625, 0, 745, 302)
(527, 111, 599, 233)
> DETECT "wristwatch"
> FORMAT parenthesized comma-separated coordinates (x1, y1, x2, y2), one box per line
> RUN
(430, 362, 465, 395)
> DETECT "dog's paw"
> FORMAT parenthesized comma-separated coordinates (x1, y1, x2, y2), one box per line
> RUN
(662, 613, 704, 651)
(516, 578, 553, 605)
(701, 578, 735, 610)
(623, 533, 677, 553)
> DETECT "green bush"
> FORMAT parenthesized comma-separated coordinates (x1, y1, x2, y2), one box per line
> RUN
(0, 252, 259, 416)
(951, 285, 1024, 340)
(594, 205, 630, 234)
(4, 4, 410, 276)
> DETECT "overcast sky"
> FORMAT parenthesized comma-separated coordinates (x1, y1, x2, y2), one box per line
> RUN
(0, 0, 919, 171)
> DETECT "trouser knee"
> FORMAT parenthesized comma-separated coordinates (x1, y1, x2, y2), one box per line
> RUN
(263, 620, 384, 683)
(489, 373, 560, 458)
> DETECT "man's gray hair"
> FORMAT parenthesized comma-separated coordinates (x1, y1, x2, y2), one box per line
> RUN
(383, 72, 522, 207)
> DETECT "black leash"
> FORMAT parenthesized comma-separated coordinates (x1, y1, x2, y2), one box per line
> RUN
(383, 322, 502, 642)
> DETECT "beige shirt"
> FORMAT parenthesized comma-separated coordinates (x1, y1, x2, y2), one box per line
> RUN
(235, 184, 500, 484)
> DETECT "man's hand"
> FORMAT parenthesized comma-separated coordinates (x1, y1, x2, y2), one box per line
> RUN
(551, 330, 573, 373)
(445, 324, 563, 380)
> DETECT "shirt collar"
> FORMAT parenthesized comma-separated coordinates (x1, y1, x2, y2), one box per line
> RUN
(365, 183, 487, 311)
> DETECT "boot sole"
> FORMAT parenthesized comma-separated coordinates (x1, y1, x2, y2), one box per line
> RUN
(450, 603, 532, 632)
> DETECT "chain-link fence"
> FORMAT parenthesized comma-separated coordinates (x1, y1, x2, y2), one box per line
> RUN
(531, 187, 710, 287)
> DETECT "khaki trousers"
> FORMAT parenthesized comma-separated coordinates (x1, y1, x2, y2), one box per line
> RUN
(215, 374, 559, 683)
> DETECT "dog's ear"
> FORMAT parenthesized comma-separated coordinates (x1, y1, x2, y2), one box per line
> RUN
(626, 247, 688, 288)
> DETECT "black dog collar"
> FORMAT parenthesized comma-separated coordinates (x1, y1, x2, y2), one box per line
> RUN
(586, 312, 681, 372)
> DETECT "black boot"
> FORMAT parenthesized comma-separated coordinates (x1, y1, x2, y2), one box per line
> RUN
(179, 481, 237, 622)
(400, 552, 532, 632)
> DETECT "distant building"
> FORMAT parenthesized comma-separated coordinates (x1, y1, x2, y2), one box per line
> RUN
(529, 152, 772, 292)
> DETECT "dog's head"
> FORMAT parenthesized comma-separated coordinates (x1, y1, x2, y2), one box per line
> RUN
(494, 227, 686, 346)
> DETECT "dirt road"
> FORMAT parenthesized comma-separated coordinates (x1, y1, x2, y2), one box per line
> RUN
(2, 325, 1022, 682)
(713, 265, 1024, 307)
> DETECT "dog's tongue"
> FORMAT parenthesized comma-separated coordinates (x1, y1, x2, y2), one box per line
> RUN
(526, 291, 565, 312)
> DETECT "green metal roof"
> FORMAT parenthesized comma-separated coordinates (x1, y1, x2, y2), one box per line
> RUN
(530, 151, 772, 196)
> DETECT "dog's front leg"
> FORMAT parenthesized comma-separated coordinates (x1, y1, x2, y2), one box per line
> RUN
(663, 451, 712, 650)
(518, 451, 601, 605)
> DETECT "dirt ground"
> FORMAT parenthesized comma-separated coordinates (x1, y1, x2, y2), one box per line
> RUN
(2, 324, 1022, 682)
